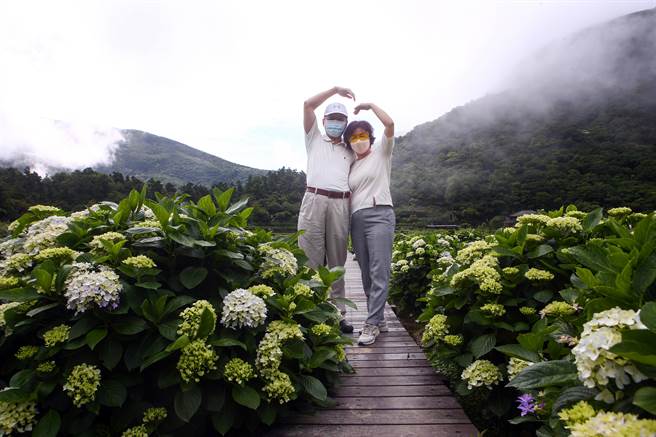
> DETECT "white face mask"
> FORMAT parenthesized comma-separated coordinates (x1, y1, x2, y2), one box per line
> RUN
(351, 139, 370, 155)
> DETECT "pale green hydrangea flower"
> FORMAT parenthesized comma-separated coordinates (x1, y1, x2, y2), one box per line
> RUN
(3, 253, 32, 273)
(177, 340, 218, 383)
(520, 306, 537, 316)
(63, 364, 102, 407)
(256, 321, 304, 376)
(481, 303, 506, 317)
(572, 308, 647, 403)
(455, 240, 495, 266)
(502, 267, 519, 277)
(0, 276, 20, 290)
(122, 255, 156, 269)
(262, 370, 296, 404)
(525, 268, 554, 281)
(451, 255, 502, 294)
(311, 323, 332, 336)
(516, 214, 551, 227)
(121, 425, 148, 437)
(569, 411, 656, 437)
(0, 400, 37, 434)
(29, 205, 62, 214)
(421, 314, 449, 346)
(540, 301, 577, 318)
(248, 284, 275, 298)
(14, 345, 39, 360)
(461, 359, 503, 389)
(292, 283, 313, 298)
(178, 300, 216, 339)
(566, 210, 588, 220)
(558, 401, 596, 429)
(334, 344, 346, 362)
(23, 216, 73, 255)
(64, 262, 122, 312)
(545, 216, 583, 234)
(507, 357, 533, 380)
(89, 232, 126, 250)
(143, 407, 167, 424)
(43, 324, 70, 347)
(36, 361, 56, 374)
(607, 207, 632, 218)
(258, 245, 298, 278)
(223, 358, 255, 385)
(220, 289, 267, 329)
(34, 247, 79, 263)
(443, 335, 463, 346)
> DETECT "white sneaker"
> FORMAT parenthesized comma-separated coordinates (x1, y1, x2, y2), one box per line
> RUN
(358, 323, 380, 345)
(359, 319, 388, 333)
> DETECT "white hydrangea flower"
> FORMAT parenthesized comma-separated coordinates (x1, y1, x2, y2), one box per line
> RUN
(64, 263, 122, 313)
(220, 288, 267, 329)
(411, 238, 426, 249)
(23, 216, 72, 255)
(572, 308, 647, 402)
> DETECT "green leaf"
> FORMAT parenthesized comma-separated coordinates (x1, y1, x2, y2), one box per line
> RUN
(517, 332, 545, 353)
(97, 379, 127, 407)
(165, 335, 190, 352)
(180, 266, 208, 289)
(98, 338, 123, 370)
(495, 344, 541, 363)
(225, 198, 249, 214)
(232, 384, 260, 410)
(205, 387, 225, 412)
(174, 385, 202, 422)
(112, 317, 148, 335)
(0, 287, 41, 302)
(258, 403, 277, 426)
(610, 330, 656, 366)
(213, 187, 234, 212)
(86, 328, 107, 350)
(507, 360, 578, 389)
(197, 195, 217, 216)
(140, 350, 172, 371)
(212, 411, 233, 435)
(209, 338, 247, 351)
(26, 302, 59, 317)
(135, 281, 162, 290)
(309, 348, 336, 368)
(33, 409, 61, 437)
(582, 208, 603, 232)
(32, 268, 53, 292)
(299, 375, 327, 401)
(196, 307, 216, 339)
(469, 334, 496, 359)
(69, 316, 99, 339)
(634, 254, 656, 297)
(533, 290, 554, 303)
(551, 386, 597, 412)
(331, 297, 358, 310)
(641, 302, 656, 332)
(633, 387, 656, 415)
(527, 244, 554, 259)
(144, 199, 170, 227)
(0, 388, 30, 402)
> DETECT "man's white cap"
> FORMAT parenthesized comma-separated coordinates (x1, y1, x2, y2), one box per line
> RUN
(324, 102, 348, 117)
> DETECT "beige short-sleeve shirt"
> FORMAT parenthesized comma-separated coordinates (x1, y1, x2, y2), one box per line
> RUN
(348, 135, 395, 214)
(305, 119, 355, 192)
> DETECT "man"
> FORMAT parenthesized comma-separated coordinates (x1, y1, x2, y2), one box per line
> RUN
(299, 86, 355, 333)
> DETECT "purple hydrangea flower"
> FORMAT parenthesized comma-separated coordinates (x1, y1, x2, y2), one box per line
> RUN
(517, 393, 537, 416)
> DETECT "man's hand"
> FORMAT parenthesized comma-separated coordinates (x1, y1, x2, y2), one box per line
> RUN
(353, 103, 372, 114)
(335, 86, 356, 100)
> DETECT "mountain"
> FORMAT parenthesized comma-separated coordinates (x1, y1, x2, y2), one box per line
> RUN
(391, 8, 656, 226)
(96, 129, 267, 186)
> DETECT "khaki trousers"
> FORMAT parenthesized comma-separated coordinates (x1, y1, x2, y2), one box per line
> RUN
(297, 192, 349, 315)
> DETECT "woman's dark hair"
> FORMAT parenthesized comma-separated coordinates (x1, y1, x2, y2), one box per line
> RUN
(343, 120, 375, 148)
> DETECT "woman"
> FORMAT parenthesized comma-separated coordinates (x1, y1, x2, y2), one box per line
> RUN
(344, 103, 395, 345)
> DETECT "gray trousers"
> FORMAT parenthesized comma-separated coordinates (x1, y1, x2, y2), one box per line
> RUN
(297, 192, 349, 315)
(350, 205, 395, 326)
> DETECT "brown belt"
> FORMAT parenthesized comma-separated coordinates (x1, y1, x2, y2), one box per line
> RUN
(306, 186, 351, 199)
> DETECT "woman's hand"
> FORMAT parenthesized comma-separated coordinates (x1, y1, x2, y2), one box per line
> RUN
(353, 103, 372, 114)
(335, 86, 356, 100)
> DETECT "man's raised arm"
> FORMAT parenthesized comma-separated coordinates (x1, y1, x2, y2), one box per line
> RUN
(303, 86, 356, 134)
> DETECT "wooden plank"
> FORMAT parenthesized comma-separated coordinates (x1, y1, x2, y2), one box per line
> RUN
(330, 396, 462, 410)
(346, 346, 423, 354)
(337, 375, 444, 386)
(281, 409, 471, 425)
(331, 385, 451, 397)
(348, 353, 427, 361)
(349, 359, 431, 368)
(342, 366, 437, 377)
(266, 424, 479, 437)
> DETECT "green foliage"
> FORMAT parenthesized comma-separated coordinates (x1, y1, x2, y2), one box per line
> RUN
(0, 188, 351, 435)
(392, 207, 656, 435)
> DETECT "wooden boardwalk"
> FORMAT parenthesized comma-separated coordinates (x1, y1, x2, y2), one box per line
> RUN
(267, 255, 478, 437)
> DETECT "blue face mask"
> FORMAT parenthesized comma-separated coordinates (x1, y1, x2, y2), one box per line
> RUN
(325, 120, 347, 138)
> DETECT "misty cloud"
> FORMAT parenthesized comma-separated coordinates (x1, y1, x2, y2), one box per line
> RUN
(0, 111, 124, 175)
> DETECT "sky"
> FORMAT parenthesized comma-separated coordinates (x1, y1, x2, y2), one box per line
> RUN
(0, 0, 653, 172)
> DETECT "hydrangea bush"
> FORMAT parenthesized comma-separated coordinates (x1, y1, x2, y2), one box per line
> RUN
(0, 188, 352, 435)
(391, 205, 656, 436)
